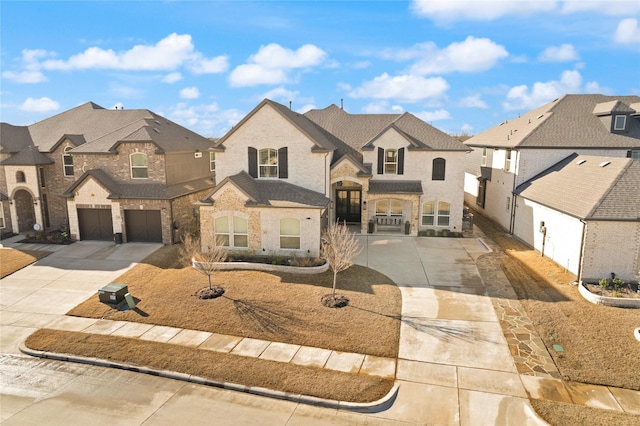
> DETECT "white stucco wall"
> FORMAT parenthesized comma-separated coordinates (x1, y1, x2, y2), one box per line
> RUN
(513, 197, 584, 276)
(215, 104, 329, 195)
(581, 221, 640, 282)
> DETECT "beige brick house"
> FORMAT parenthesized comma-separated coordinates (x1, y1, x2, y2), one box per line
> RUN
(0, 102, 217, 244)
(199, 99, 469, 256)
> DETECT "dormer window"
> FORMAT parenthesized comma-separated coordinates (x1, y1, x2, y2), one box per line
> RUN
(259, 148, 278, 178)
(613, 115, 626, 131)
(384, 149, 398, 174)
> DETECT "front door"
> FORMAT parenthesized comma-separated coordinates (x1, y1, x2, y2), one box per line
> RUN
(335, 189, 361, 223)
(14, 190, 36, 232)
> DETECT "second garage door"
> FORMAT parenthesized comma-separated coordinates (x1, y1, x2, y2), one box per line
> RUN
(125, 210, 162, 242)
(78, 208, 113, 241)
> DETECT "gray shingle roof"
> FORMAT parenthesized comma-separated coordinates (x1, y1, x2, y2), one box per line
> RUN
(515, 154, 640, 220)
(204, 171, 330, 208)
(62, 169, 216, 200)
(0, 144, 54, 165)
(0, 123, 33, 153)
(368, 180, 423, 194)
(466, 94, 640, 149)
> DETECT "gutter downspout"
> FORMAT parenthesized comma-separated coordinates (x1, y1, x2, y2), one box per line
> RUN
(577, 219, 587, 283)
(509, 150, 520, 234)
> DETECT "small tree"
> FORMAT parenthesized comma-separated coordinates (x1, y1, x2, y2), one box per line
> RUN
(320, 221, 362, 307)
(179, 233, 227, 298)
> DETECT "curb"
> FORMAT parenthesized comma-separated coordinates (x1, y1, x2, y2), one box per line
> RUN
(193, 259, 330, 275)
(578, 281, 640, 308)
(19, 342, 399, 412)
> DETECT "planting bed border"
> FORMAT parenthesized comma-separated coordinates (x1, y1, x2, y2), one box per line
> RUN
(193, 259, 329, 275)
(578, 281, 640, 308)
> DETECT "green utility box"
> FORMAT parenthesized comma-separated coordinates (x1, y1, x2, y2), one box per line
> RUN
(98, 283, 129, 304)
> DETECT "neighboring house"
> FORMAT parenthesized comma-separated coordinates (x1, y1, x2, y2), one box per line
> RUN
(513, 154, 640, 282)
(464, 94, 640, 233)
(0, 102, 217, 244)
(198, 99, 468, 256)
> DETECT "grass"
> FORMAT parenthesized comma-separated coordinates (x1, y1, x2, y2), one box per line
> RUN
(25, 329, 394, 403)
(471, 209, 640, 425)
(67, 245, 402, 358)
(0, 248, 50, 279)
(25, 244, 401, 402)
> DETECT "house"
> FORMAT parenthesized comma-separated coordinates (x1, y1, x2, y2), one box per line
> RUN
(198, 99, 469, 256)
(0, 102, 217, 244)
(513, 154, 640, 282)
(464, 94, 640, 233)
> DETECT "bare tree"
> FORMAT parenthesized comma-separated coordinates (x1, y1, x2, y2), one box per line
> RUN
(321, 221, 362, 301)
(179, 233, 227, 294)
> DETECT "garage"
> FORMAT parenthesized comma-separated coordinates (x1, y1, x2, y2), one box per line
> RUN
(125, 210, 162, 242)
(78, 208, 113, 241)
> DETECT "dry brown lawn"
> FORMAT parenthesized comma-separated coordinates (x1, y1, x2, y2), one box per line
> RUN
(67, 245, 402, 358)
(472, 210, 640, 425)
(25, 329, 394, 403)
(0, 248, 50, 279)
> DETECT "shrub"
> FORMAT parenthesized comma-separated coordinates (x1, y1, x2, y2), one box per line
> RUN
(599, 278, 609, 289)
(612, 278, 624, 290)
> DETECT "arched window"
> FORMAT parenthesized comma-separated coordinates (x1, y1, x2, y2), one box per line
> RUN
(437, 201, 450, 226)
(258, 148, 278, 178)
(130, 153, 148, 179)
(421, 201, 434, 225)
(280, 218, 300, 249)
(375, 199, 403, 216)
(15, 171, 26, 183)
(432, 158, 446, 180)
(214, 215, 248, 248)
(63, 147, 74, 177)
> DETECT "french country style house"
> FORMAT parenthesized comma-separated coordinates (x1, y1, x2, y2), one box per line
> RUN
(198, 99, 469, 256)
(0, 102, 217, 244)
(464, 94, 640, 281)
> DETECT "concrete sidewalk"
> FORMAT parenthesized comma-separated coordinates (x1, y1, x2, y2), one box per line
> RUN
(2, 235, 639, 424)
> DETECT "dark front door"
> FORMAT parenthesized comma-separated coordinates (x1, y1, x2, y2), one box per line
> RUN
(14, 190, 36, 232)
(335, 189, 361, 223)
(78, 208, 113, 240)
(125, 210, 162, 242)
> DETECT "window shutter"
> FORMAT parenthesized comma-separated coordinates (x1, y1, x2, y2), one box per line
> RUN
(377, 147, 384, 174)
(278, 147, 288, 178)
(397, 148, 405, 175)
(432, 158, 446, 180)
(248, 147, 257, 178)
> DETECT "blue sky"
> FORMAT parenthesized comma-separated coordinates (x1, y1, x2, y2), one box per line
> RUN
(1, 1, 639, 137)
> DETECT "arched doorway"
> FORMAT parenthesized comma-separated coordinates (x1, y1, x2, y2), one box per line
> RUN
(335, 181, 362, 224)
(14, 190, 36, 232)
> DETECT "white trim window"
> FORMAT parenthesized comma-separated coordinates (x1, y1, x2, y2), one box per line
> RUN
(375, 199, 403, 216)
(0, 202, 5, 228)
(481, 147, 487, 166)
(209, 152, 216, 172)
(63, 147, 74, 177)
(614, 115, 626, 131)
(421, 201, 450, 226)
(384, 149, 398, 174)
(505, 149, 512, 172)
(259, 148, 278, 178)
(280, 218, 300, 249)
(130, 153, 148, 179)
(214, 215, 248, 248)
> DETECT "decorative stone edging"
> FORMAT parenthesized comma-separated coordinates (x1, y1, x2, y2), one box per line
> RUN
(192, 259, 330, 275)
(19, 342, 398, 412)
(578, 281, 640, 308)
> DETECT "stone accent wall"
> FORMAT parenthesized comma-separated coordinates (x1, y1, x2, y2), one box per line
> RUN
(170, 189, 210, 239)
(66, 178, 115, 240)
(366, 194, 419, 234)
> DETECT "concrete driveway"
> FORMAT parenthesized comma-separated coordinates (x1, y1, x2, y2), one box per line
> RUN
(0, 235, 548, 425)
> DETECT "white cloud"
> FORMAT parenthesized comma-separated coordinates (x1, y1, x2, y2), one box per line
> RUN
(228, 43, 327, 87)
(37, 33, 227, 74)
(614, 18, 640, 44)
(180, 86, 200, 99)
(166, 102, 245, 137)
(361, 101, 404, 114)
(2, 49, 52, 83)
(260, 87, 300, 102)
(410, 0, 555, 22)
(538, 44, 580, 62)
(389, 37, 508, 75)
(459, 94, 488, 109)
(414, 109, 452, 122)
(410, 0, 639, 22)
(349, 73, 449, 103)
(1, 70, 47, 83)
(19, 97, 60, 112)
(162, 72, 183, 83)
(297, 104, 316, 113)
(502, 70, 591, 110)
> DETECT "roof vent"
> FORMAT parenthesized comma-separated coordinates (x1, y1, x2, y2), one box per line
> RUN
(577, 159, 586, 165)
(153, 128, 160, 133)
(599, 161, 611, 168)
(537, 114, 544, 119)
